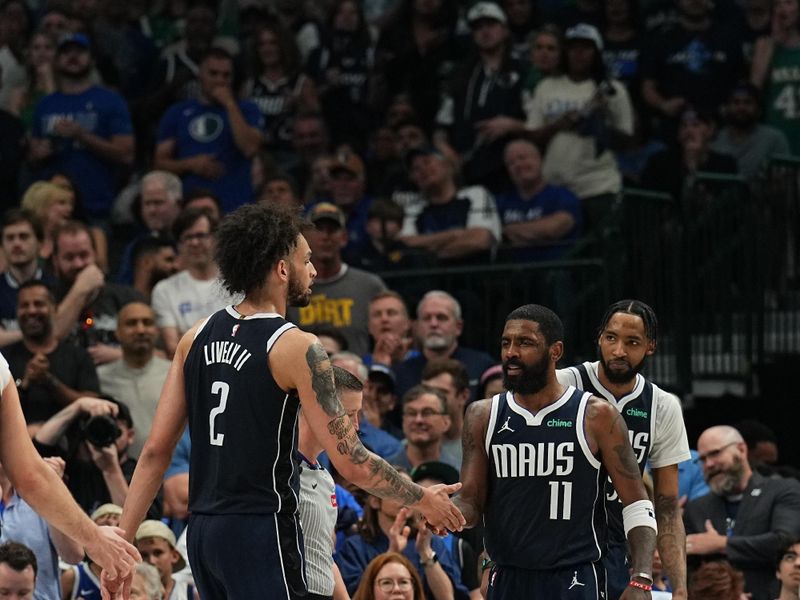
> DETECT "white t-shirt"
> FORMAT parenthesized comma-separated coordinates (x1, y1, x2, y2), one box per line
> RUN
(400, 185, 502, 241)
(556, 361, 691, 469)
(525, 75, 633, 199)
(151, 270, 238, 335)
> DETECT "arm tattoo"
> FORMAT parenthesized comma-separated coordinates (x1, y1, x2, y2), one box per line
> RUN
(327, 415, 369, 465)
(655, 493, 687, 593)
(360, 456, 424, 506)
(305, 343, 340, 416)
(627, 524, 658, 576)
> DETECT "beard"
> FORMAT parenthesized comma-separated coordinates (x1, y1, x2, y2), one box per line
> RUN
(503, 352, 550, 395)
(707, 454, 746, 496)
(20, 316, 53, 344)
(599, 348, 647, 384)
(423, 332, 455, 351)
(287, 264, 312, 307)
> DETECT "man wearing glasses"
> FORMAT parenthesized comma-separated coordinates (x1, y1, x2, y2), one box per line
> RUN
(385, 385, 459, 471)
(151, 207, 237, 358)
(684, 425, 800, 600)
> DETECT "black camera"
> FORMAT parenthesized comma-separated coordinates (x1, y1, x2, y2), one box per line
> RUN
(82, 414, 121, 447)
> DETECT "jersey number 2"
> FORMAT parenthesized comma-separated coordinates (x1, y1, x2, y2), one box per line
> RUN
(549, 481, 573, 520)
(209, 381, 230, 446)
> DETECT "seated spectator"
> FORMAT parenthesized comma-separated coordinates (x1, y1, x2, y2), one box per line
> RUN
(256, 172, 302, 208)
(4, 31, 56, 131)
(737, 419, 800, 480)
(641, 107, 739, 200)
(410, 461, 481, 598)
(182, 188, 223, 222)
(400, 146, 501, 264)
(750, 0, 800, 155)
(775, 537, 800, 600)
(130, 563, 165, 600)
(478, 364, 505, 399)
(0, 210, 56, 348)
(684, 425, 800, 600)
(290, 203, 386, 356)
(53, 221, 145, 365)
(322, 149, 374, 260)
(525, 23, 634, 232)
(354, 199, 435, 272)
(386, 385, 459, 471)
(0, 457, 83, 600)
(394, 291, 495, 402)
(131, 237, 178, 302)
(33, 396, 162, 519)
(365, 291, 416, 367)
(306, 0, 376, 148)
(242, 22, 319, 166)
(687, 560, 746, 600)
(21, 180, 108, 272)
(711, 83, 790, 184)
(5, 281, 99, 429)
(386, 119, 429, 208)
(502, 0, 539, 62)
(28, 33, 135, 225)
(0, 542, 37, 600)
(135, 520, 194, 600)
(151, 207, 237, 358)
(116, 170, 183, 285)
(363, 364, 404, 441)
(335, 470, 468, 599)
(97, 303, 170, 459)
(521, 25, 563, 102)
(61, 504, 123, 599)
(435, 2, 528, 192)
(351, 552, 425, 600)
(154, 48, 263, 214)
(286, 112, 331, 198)
(495, 137, 582, 261)
(602, 0, 644, 111)
(312, 325, 349, 356)
(421, 360, 470, 468)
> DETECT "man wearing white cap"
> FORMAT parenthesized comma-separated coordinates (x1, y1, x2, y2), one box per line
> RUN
(525, 22, 634, 233)
(435, 1, 528, 192)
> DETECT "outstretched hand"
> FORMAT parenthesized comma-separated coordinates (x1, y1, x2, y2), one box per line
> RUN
(417, 482, 465, 534)
(84, 526, 140, 588)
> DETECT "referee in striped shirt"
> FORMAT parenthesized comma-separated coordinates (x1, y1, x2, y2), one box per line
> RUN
(297, 366, 364, 599)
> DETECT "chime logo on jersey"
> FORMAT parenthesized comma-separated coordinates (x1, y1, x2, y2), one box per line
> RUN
(625, 407, 648, 419)
(491, 441, 575, 478)
(231, 324, 240, 337)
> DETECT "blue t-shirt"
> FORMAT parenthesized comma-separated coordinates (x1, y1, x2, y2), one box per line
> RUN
(157, 99, 263, 213)
(32, 85, 133, 220)
(495, 184, 582, 260)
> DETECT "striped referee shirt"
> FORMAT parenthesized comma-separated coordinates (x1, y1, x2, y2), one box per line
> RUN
(298, 456, 338, 596)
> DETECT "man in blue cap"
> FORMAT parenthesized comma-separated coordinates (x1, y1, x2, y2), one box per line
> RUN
(29, 33, 134, 224)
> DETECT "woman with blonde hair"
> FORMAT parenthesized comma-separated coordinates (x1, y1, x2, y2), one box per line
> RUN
(20, 177, 108, 271)
(352, 552, 425, 600)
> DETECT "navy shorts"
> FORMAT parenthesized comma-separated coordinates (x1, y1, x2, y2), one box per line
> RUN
(187, 513, 307, 599)
(487, 562, 608, 600)
(602, 541, 629, 600)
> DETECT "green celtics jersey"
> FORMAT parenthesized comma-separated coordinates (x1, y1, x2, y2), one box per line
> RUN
(766, 45, 800, 154)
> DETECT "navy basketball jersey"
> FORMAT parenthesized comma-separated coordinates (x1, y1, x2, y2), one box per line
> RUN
(484, 387, 607, 570)
(184, 307, 300, 515)
(567, 362, 655, 544)
(245, 75, 305, 151)
(69, 563, 101, 600)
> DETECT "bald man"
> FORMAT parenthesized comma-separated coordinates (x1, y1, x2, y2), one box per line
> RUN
(684, 425, 800, 600)
(97, 302, 170, 458)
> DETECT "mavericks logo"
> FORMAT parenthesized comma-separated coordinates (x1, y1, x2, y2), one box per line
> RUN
(189, 112, 224, 142)
(546, 418, 572, 428)
(626, 408, 648, 419)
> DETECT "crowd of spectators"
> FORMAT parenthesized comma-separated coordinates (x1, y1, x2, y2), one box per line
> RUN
(0, 0, 799, 598)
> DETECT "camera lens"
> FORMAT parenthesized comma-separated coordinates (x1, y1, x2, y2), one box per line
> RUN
(83, 414, 121, 447)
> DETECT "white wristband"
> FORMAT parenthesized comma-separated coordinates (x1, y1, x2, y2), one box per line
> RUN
(622, 499, 658, 537)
